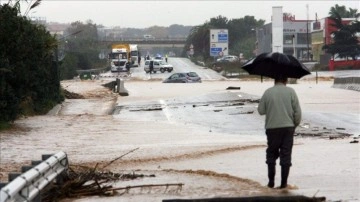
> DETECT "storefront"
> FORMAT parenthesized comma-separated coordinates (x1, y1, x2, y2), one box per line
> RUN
(256, 15, 312, 61)
(310, 17, 356, 66)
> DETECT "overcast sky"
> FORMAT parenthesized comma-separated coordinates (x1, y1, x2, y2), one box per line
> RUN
(20, 0, 360, 28)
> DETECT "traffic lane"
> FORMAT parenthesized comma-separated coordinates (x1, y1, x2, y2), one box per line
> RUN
(130, 59, 174, 81)
(168, 57, 225, 80)
(121, 57, 225, 81)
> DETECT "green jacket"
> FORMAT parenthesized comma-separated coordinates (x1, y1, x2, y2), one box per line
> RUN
(258, 83, 302, 129)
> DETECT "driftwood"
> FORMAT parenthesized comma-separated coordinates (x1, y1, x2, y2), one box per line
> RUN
(41, 148, 183, 201)
(112, 183, 184, 195)
(101, 147, 139, 169)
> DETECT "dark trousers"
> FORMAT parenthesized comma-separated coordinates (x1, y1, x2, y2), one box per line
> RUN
(265, 127, 295, 167)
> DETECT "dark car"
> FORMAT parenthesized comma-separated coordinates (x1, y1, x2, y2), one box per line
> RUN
(163, 72, 201, 83)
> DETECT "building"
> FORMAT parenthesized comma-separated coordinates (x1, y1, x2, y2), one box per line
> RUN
(255, 14, 312, 61)
(311, 17, 357, 68)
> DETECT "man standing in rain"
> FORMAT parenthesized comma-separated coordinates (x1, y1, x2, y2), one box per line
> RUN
(257, 76, 302, 189)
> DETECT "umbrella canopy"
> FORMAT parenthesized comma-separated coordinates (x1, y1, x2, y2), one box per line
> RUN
(241, 52, 311, 79)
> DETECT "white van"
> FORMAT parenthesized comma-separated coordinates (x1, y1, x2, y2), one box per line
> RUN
(144, 60, 173, 73)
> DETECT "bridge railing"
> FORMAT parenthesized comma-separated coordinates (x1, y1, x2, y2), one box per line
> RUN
(0, 151, 68, 202)
(98, 37, 187, 42)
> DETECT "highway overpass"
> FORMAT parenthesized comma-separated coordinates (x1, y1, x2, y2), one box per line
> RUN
(99, 38, 187, 48)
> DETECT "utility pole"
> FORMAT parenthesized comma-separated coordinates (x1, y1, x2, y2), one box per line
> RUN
(306, 4, 310, 61)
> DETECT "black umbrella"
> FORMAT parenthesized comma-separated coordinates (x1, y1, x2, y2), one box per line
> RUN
(241, 52, 311, 79)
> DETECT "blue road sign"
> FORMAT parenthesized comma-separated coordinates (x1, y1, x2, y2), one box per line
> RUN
(210, 47, 222, 56)
(218, 33, 228, 43)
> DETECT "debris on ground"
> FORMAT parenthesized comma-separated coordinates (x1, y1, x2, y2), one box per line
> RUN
(226, 86, 241, 90)
(229, 111, 254, 115)
(42, 148, 184, 201)
(63, 89, 85, 99)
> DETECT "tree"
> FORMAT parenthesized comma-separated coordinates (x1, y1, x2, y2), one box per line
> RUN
(168, 24, 192, 37)
(184, 15, 264, 61)
(227, 16, 264, 57)
(322, 12, 360, 60)
(0, 1, 63, 123)
(209, 15, 229, 28)
(329, 4, 360, 18)
(146, 26, 168, 38)
(60, 20, 107, 79)
(185, 23, 212, 61)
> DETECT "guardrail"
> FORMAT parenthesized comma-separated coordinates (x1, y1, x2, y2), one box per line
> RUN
(0, 151, 68, 202)
(332, 77, 360, 92)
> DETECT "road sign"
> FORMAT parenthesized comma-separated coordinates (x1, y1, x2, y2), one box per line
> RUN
(210, 29, 228, 43)
(189, 49, 194, 56)
(210, 29, 229, 57)
(210, 47, 222, 56)
(189, 44, 194, 56)
(210, 43, 228, 57)
(218, 33, 228, 43)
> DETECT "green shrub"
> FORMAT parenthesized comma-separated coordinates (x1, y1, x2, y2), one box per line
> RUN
(0, 121, 11, 131)
(0, 4, 63, 123)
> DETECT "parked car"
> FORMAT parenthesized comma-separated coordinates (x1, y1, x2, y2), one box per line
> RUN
(154, 56, 163, 60)
(144, 60, 173, 73)
(163, 72, 201, 83)
(216, 55, 239, 62)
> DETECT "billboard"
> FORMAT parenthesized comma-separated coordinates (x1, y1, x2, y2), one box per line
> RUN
(272, 7, 283, 53)
(210, 29, 229, 57)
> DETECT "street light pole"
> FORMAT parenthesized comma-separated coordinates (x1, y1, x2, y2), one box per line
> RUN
(292, 34, 296, 58)
(54, 30, 83, 81)
(252, 28, 264, 83)
(306, 4, 310, 61)
(251, 28, 258, 56)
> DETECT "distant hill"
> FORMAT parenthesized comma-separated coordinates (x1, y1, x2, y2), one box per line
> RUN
(46, 22, 192, 39)
(119, 24, 192, 39)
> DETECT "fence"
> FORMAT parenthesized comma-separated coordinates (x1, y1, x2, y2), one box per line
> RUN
(0, 151, 68, 202)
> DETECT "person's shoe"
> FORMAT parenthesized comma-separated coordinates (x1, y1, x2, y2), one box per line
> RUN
(279, 184, 287, 189)
(267, 164, 276, 188)
(280, 166, 290, 189)
(267, 181, 275, 188)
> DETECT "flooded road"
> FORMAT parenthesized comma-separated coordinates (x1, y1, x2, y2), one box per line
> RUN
(1, 59, 359, 201)
(114, 90, 263, 135)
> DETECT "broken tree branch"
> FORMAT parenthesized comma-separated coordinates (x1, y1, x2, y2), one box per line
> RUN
(101, 147, 140, 169)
